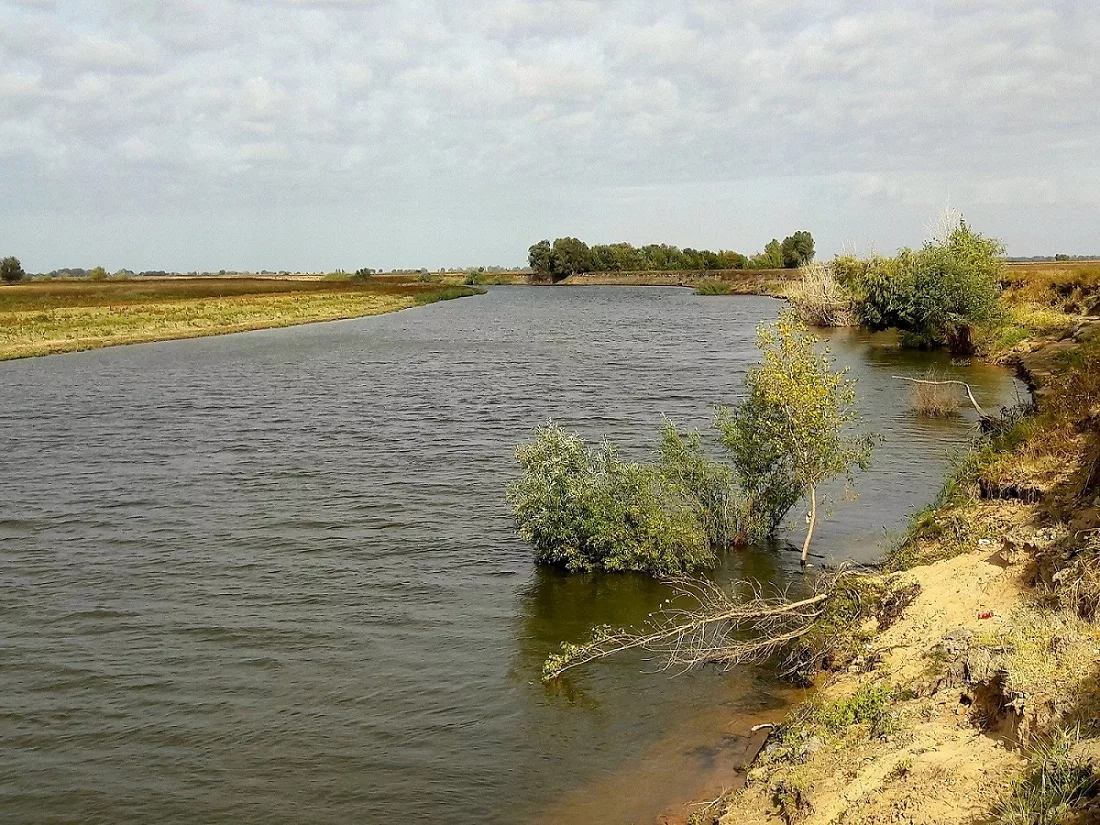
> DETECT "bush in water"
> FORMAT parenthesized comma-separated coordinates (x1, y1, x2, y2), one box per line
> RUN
(507, 423, 716, 575)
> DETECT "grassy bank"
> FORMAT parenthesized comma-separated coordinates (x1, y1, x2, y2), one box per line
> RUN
(0, 277, 484, 360)
(688, 270, 1100, 825)
(562, 267, 795, 294)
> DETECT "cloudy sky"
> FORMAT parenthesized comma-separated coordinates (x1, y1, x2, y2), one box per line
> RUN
(1, 0, 1097, 272)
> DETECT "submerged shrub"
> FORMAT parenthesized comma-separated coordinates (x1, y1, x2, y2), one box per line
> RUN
(510, 317, 875, 574)
(507, 424, 714, 575)
(717, 314, 875, 562)
(656, 419, 739, 549)
(910, 369, 960, 417)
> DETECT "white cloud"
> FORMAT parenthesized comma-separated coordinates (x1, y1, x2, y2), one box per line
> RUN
(0, 0, 1098, 269)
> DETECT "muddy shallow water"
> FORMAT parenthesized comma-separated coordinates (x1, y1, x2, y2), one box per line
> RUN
(0, 287, 1020, 824)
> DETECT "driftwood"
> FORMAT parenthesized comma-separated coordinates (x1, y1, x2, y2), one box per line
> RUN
(891, 375, 988, 419)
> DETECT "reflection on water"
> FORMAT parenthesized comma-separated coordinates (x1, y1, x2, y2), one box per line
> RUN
(0, 287, 1020, 824)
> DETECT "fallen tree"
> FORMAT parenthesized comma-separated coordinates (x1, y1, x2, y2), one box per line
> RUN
(542, 569, 921, 684)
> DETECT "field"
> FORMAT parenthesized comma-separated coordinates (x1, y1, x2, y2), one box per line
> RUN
(0, 277, 482, 360)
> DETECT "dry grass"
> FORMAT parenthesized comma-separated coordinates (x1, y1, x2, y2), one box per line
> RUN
(567, 268, 796, 296)
(980, 262, 1100, 358)
(0, 277, 482, 360)
(1001, 262, 1100, 316)
(910, 370, 961, 417)
(784, 262, 856, 327)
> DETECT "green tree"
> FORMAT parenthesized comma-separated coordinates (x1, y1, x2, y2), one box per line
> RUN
(716, 314, 875, 565)
(88, 266, 108, 281)
(747, 239, 784, 269)
(1, 256, 25, 283)
(781, 231, 815, 268)
(550, 237, 593, 282)
(528, 239, 553, 280)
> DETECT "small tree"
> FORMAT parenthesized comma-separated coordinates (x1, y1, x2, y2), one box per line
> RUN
(1, 256, 25, 283)
(88, 266, 108, 281)
(717, 314, 875, 564)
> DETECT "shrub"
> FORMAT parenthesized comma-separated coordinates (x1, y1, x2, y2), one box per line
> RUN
(507, 424, 714, 575)
(2, 256, 26, 283)
(656, 419, 740, 549)
(695, 279, 731, 295)
(509, 318, 874, 572)
(786, 262, 855, 327)
(845, 219, 1004, 353)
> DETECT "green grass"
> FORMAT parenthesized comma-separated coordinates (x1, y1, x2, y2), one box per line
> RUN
(998, 729, 1099, 825)
(694, 279, 733, 295)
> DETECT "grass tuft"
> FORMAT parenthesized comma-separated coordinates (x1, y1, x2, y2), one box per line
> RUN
(910, 370, 960, 418)
(694, 279, 732, 295)
(998, 728, 1099, 825)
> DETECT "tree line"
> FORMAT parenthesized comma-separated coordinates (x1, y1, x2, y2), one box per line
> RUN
(527, 232, 815, 282)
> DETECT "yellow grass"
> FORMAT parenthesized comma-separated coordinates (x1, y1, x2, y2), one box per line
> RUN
(0, 277, 480, 360)
(910, 371, 960, 417)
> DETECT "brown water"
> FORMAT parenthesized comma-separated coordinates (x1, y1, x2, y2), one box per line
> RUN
(0, 287, 1020, 824)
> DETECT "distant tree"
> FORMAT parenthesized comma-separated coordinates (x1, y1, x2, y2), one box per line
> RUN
(550, 237, 593, 282)
(1055, 253, 1070, 261)
(781, 231, 815, 268)
(1, 256, 25, 283)
(528, 240, 553, 280)
(88, 266, 108, 281)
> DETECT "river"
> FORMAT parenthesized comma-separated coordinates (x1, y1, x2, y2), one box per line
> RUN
(0, 286, 1020, 824)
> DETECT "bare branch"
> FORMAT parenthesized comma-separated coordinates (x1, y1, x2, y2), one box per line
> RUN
(542, 577, 838, 681)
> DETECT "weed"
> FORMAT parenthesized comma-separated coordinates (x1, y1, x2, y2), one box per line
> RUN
(907, 369, 960, 417)
(998, 728, 1099, 825)
(695, 279, 732, 295)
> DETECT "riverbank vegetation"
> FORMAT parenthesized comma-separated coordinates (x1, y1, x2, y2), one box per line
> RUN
(520, 221, 1100, 822)
(527, 232, 814, 282)
(690, 279, 1099, 824)
(509, 315, 873, 576)
(0, 277, 484, 360)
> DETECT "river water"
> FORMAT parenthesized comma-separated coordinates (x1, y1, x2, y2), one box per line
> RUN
(0, 287, 1020, 824)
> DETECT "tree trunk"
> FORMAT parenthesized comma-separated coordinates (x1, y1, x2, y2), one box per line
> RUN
(946, 325, 975, 356)
(800, 485, 817, 566)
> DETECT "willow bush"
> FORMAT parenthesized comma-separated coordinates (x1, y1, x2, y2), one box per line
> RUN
(507, 423, 714, 575)
(837, 218, 1004, 353)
